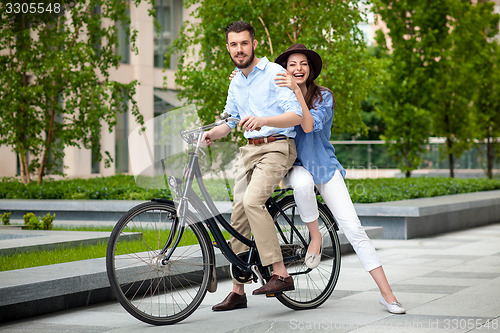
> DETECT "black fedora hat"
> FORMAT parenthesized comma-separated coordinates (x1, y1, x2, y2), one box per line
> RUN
(275, 44, 323, 81)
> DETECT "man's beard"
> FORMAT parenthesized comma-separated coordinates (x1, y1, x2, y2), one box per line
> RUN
(231, 48, 255, 69)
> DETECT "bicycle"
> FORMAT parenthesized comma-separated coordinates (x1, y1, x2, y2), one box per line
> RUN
(105, 113, 342, 325)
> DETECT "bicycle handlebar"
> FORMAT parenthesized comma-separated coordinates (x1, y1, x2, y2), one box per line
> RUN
(180, 112, 240, 145)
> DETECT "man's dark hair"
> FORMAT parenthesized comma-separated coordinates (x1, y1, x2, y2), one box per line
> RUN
(225, 20, 255, 42)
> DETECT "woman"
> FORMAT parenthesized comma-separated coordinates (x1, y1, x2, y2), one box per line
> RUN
(274, 44, 406, 314)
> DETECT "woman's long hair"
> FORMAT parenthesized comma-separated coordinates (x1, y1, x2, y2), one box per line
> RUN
(303, 62, 335, 110)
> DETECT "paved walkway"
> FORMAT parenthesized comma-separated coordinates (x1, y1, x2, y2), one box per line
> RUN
(1, 223, 500, 332)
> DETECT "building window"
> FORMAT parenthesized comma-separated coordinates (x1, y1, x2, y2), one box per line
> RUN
(115, 96, 129, 173)
(116, 3, 130, 64)
(154, 88, 182, 174)
(91, 143, 100, 174)
(154, 0, 182, 69)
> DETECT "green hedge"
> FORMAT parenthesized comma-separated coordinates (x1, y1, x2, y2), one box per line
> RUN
(346, 177, 500, 203)
(1, 175, 500, 203)
(0, 175, 171, 201)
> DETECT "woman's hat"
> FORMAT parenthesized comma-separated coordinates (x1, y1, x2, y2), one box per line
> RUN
(274, 44, 323, 81)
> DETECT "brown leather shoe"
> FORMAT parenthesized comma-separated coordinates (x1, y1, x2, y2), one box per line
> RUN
(212, 292, 247, 311)
(252, 275, 294, 296)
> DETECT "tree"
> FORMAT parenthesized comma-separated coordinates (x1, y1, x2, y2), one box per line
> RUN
(168, 0, 385, 145)
(372, 0, 442, 177)
(428, 0, 499, 178)
(475, 31, 500, 179)
(373, 0, 500, 178)
(0, 0, 151, 184)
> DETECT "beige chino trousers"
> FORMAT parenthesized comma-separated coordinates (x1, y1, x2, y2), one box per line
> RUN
(230, 138, 297, 283)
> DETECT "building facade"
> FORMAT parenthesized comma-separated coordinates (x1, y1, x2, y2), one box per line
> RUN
(0, 0, 190, 179)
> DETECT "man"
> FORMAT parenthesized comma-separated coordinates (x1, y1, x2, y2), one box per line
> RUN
(202, 20, 303, 311)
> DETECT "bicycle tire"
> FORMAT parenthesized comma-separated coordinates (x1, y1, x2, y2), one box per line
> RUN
(106, 201, 213, 325)
(270, 195, 341, 310)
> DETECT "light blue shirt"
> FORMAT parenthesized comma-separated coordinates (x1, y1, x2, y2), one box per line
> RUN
(224, 57, 303, 139)
(294, 90, 346, 184)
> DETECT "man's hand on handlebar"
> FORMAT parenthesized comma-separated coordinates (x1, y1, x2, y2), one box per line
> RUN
(201, 131, 213, 147)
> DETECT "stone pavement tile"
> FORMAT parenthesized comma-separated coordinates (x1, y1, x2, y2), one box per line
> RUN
(372, 262, 438, 282)
(33, 307, 136, 329)
(353, 314, 491, 333)
(390, 284, 467, 295)
(390, 256, 470, 269)
(409, 277, 500, 318)
(0, 301, 137, 333)
(334, 267, 378, 292)
(422, 271, 499, 279)
(459, 256, 500, 273)
(0, 322, 107, 333)
(469, 318, 500, 332)
(416, 254, 483, 261)
(402, 277, 490, 287)
(438, 241, 500, 257)
(343, 290, 447, 312)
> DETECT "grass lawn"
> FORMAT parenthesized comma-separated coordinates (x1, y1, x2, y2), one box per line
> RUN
(0, 225, 230, 272)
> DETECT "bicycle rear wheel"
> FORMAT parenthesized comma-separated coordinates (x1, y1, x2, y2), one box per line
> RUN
(106, 201, 213, 325)
(271, 195, 341, 310)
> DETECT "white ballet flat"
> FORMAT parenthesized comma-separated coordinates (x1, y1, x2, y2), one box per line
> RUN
(304, 251, 322, 269)
(304, 239, 322, 269)
(379, 295, 406, 314)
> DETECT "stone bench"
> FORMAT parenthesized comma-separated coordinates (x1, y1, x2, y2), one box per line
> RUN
(2, 190, 500, 240)
(355, 190, 500, 239)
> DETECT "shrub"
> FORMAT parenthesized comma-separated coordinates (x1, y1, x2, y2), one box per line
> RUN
(22, 212, 55, 230)
(1, 212, 11, 225)
(41, 213, 55, 230)
(23, 212, 36, 225)
(24, 213, 41, 230)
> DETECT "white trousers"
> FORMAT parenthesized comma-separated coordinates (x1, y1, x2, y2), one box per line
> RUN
(283, 166, 382, 272)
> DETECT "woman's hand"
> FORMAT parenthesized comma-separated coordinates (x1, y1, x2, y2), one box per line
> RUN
(229, 69, 238, 81)
(275, 72, 300, 92)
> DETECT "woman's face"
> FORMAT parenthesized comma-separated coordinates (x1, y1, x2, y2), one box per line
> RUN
(286, 53, 310, 86)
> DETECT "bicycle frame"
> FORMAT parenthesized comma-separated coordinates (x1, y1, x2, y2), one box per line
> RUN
(159, 126, 259, 275)
(159, 117, 311, 278)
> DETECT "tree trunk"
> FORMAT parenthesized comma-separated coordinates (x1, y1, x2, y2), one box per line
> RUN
(486, 137, 494, 179)
(37, 84, 57, 184)
(405, 170, 411, 178)
(18, 152, 31, 184)
(447, 137, 455, 178)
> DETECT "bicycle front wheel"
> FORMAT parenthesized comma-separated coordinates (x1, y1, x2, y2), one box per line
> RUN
(106, 201, 213, 325)
(271, 195, 341, 310)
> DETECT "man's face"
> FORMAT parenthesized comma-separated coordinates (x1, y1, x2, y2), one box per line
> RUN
(226, 31, 256, 69)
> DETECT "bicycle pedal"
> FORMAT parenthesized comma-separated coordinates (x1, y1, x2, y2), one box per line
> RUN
(266, 292, 282, 298)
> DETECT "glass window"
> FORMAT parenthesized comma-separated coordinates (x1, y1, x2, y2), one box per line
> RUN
(91, 144, 100, 174)
(154, 0, 182, 68)
(116, 6, 131, 64)
(115, 96, 129, 174)
(153, 88, 178, 174)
